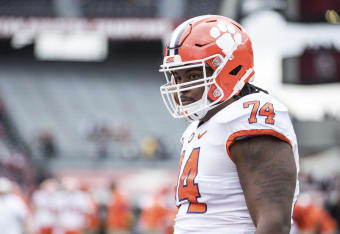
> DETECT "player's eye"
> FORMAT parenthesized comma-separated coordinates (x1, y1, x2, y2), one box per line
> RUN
(174, 75, 182, 84)
(189, 73, 202, 80)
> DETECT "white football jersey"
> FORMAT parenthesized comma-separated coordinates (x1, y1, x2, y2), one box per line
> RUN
(54, 190, 94, 231)
(174, 92, 300, 234)
(0, 194, 29, 234)
(32, 190, 58, 230)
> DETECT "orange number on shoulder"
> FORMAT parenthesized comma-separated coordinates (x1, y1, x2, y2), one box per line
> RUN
(243, 101, 275, 125)
(259, 102, 275, 124)
(243, 101, 260, 124)
(177, 148, 207, 213)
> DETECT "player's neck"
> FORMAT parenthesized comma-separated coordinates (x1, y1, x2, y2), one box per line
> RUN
(198, 97, 236, 127)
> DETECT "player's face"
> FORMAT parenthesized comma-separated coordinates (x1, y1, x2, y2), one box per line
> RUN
(172, 67, 212, 106)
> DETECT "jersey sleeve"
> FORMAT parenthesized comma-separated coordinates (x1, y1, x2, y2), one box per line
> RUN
(216, 93, 295, 162)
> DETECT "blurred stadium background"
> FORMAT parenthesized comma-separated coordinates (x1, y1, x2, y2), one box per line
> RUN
(0, 0, 339, 233)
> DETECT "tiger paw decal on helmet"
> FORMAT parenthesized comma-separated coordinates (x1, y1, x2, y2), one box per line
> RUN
(210, 21, 242, 58)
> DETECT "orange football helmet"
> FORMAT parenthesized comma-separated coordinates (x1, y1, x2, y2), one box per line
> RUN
(159, 15, 255, 121)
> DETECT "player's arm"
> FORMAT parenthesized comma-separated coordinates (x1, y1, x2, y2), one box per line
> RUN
(230, 135, 296, 234)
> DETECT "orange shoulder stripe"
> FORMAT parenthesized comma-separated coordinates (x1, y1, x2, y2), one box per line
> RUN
(226, 129, 292, 163)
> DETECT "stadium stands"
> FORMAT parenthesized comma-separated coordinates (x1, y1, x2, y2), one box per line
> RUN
(0, 0, 55, 17)
(0, 43, 186, 164)
(0, 0, 224, 19)
(184, 0, 223, 18)
(81, 0, 158, 18)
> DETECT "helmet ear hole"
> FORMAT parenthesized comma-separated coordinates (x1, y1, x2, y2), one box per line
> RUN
(229, 65, 243, 76)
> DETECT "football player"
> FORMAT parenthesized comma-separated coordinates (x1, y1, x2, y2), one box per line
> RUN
(0, 177, 31, 234)
(159, 15, 299, 234)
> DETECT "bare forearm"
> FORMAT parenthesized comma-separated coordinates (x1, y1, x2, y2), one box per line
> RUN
(255, 222, 291, 234)
(254, 214, 291, 234)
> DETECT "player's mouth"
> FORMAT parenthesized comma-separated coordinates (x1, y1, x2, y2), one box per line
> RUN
(180, 96, 196, 105)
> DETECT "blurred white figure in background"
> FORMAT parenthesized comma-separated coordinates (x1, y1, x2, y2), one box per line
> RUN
(32, 178, 59, 234)
(54, 176, 95, 234)
(0, 177, 31, 234)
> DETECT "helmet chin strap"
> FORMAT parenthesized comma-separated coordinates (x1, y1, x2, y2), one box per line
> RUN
(183, 84, 232, 122)
(182, 88, 213, 122)
(184, 108, 209, 122)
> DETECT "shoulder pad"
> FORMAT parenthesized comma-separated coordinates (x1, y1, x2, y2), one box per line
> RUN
(215, 92, 288, 124)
